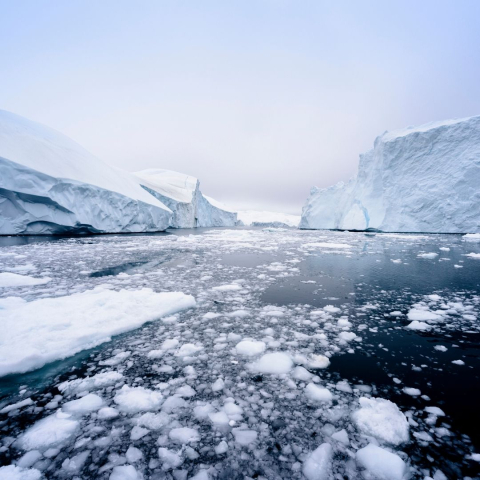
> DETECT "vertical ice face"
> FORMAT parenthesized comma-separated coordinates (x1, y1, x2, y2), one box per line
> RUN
(0, 110, 172, 234)
(133, 170, 237, 228)
(301, 115, 480, 233)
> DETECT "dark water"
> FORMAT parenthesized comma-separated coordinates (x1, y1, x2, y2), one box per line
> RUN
(255, 235, 480, 457)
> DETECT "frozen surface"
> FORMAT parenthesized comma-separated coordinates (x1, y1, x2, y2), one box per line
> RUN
(0, 228, 479, 479)
(0, 286, 195, 376)
(237, 210, 300, 228)
(301, 115, 480, 233)
(0, 110, 172, 234)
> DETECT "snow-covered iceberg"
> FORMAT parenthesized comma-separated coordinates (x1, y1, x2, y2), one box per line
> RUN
(0, 110, 172, 235)
(301, 115, 480, 233)
(237, 210, 300, 228)
(133, 169, 237, 228)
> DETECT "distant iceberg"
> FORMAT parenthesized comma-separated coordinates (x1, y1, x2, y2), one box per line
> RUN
(301, 115, 480, 233)
(133, 169, 237, 228)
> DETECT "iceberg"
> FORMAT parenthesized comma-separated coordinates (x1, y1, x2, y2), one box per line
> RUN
(133, 169, 237, 228)
(236, 210, 300, 228)
(0, 110, 172, 234)
(301, 115, 480, 233)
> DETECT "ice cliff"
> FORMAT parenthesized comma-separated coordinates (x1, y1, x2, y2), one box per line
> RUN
(0, 110, 173, 234)
(301, 115, 480, 233)
(0, 110, 236, 234)
(133, 170, 237, 228)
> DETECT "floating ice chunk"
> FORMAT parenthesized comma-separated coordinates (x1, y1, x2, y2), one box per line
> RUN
(338, 331, 357, 342)
(114, 385, 163, 413)
(62, 451, 90, 474)
(232, 428, 258, 446)
(235, 340, 266, 357)
(211, 378, 225, 392)
(305, 383, 333, 403)
(452, 359, 465, 365)
(405, 321, 431, 331)
(0, 287, 195, 377)
(126, 446, 143, 463)
(215, 440, 228, 455)
(0, 272, 51, 288)
(130, 426, 149, 440)
(208, 411, 230, 427)
(101, 351, 131, 366)
(336, 381, 353, 393)
(304, 242, 352, 249)
(169, 427, 200, 444)
(292, 366, 313, 381)
(161, 395, 187, 413)
(18, 410, 79, 450)
(175, 344, 203, 357)
(63, 393, 104, 415)
(0, 398, 34, 414)
(190, 470, 210, 480)
(98, 407, 119, 420)
(418, 253, 438, 259)
(307, 355, 330, 369)
(175, 385, 196, 397)
(352, 397, 409, 445)
(302, 443, 332, 480)
(227, 310, 250, 318)
(466, 253, 480, 259)
(434, 345, 448, 352)
(157, 447, 184, 470)
(331, 429, 349, 445)
(464, 233, 480, 241)
(414, 431, 433, 442)
(133, 412, 170, 430)
(407, 309, 441, 322)
(468, 453, 480, 462)
(425, 406, 445, 416)
(403, 387, 421, 397)
(356, 443, 406, 480)
(250, 352, 293, 374)
(323, 305, 341, 313)
(193, 403, 215, 421)
(58, 371, 123, 395)
(161, 339, 179, 350)
(223, 400, 243, 421)
(212, 284, 242, 291)
(0, 465, 41, 480)
(17, 450, 42, 469)
(110, 465, 142, 480)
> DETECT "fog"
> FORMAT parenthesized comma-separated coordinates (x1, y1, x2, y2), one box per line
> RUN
(1, 0, 479, 213)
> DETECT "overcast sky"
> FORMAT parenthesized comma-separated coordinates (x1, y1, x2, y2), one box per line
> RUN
(1, 1, 480, 214)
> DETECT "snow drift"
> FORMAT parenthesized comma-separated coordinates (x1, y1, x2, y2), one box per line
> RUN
(133, 169, 237, 228)
(301, 115, 480, 233)
(0, 110, 173, 235)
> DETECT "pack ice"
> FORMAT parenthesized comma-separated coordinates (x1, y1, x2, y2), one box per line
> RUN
(132, 169, 237, 228)
(301, 115, 480, 233)
(0, 110, 237, 234)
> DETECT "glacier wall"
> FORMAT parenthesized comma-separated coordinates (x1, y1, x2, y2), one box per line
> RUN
(0, 110, 237, 235)
(134, 170, 237, 228)
(0, 111, 173, 235)
(0, 157, 172, 235)
(301, 115, 480, 233)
